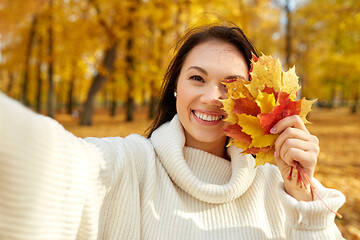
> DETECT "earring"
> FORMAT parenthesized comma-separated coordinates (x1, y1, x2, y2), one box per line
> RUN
(174, 92, 177, 98)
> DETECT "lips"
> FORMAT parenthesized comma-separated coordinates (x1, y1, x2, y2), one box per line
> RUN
(192, 110, 224, 122)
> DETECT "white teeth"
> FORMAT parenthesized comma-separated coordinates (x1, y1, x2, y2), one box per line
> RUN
(194, 111, 223, 122)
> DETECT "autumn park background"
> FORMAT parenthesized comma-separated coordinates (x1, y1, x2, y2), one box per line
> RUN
(0, 0, 359, 238)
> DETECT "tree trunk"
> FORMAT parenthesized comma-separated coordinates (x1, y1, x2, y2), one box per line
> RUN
(67, 76, 75, 115)
(22, 15, 38, 107)
(285, 0, 292, 69)
(351, 83, 359, 114)
(149, 95, 158, 119)
(147, 19, 157, 119)
(110, 76, 117, 116)
(110, 99, 117, 116)
(124, 3, 138, 122)
(35, 33, 43, 113)
(125, 94, 134, 121)
(80, 43, 117, 125)
(125, 43, 135, 122)
(330, 84, 335, 109)
(7, 72, 14, 95)
(47, 0, 55, 118)
(67, 60, 77, 115)
(147, 2, 166, 119)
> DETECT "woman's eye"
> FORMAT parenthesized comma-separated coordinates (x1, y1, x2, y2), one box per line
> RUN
(189, 75, 204, 82)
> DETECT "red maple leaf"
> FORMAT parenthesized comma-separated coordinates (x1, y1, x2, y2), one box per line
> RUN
(223, 124, 252, 144)
(248, 52, 259, 80)
(223, 78, 237, 84)
(233, 98, 261, 116)
(262, 85, 278, 99)
(258, 92, 302, 134)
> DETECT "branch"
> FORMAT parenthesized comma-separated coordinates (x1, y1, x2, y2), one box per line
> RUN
(88, 0, 117, 41)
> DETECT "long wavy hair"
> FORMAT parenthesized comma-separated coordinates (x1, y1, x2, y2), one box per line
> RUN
(146, 24, 258, 138)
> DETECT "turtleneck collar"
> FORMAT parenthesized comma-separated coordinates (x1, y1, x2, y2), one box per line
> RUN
(150, 115, 256, 204)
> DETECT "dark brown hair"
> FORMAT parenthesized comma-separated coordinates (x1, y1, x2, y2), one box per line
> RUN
(146, 24, 258, 137)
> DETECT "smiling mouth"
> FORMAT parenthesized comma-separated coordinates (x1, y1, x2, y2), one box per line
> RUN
(193, 110, 224, 122)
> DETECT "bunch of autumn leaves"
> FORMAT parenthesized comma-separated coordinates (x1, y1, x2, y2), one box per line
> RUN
(222, 59, 344, 219)
(222, 53, 316, 167)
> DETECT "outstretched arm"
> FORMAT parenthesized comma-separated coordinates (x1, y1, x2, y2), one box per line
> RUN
(0, 93, 110, 240)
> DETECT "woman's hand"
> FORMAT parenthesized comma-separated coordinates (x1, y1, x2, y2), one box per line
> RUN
(270, 115, 320, 201)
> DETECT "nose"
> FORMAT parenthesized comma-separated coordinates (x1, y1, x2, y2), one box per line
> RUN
(201, 84, 226, 106)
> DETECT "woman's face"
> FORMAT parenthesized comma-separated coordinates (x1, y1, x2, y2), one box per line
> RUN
(176, 40, 249, 156)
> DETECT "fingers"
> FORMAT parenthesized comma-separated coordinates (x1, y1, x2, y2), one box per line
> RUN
(275, 127, 315, 149)
(274, 127, 319, 161)
(271, 115, 319, 171)
(278, 142, 318, 169)
(270, 115, 309, 134)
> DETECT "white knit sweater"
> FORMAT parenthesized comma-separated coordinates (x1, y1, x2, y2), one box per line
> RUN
(0, 93, 345, 239)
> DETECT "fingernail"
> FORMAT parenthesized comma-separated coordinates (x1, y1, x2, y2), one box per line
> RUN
(270, 127, 276, 134)
(274, 150, 278, 157)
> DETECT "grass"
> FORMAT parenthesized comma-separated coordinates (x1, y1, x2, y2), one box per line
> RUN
(56, 106, 360, 239)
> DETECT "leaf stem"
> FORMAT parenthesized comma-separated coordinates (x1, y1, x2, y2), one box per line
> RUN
(296, 163, 342, 219)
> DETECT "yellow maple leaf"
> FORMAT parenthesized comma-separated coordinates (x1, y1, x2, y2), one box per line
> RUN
(221, 98, 238, 124)
(224, 78, 252, 99)
(281, 66, 301, 99)
(227, 139, 250, 151)
(255, 150, 276, 167)
(247, 54, 282, 98)
(299, 98, 317, 124)
(236, 114, 278, 149)
(255, 91, 276, 113)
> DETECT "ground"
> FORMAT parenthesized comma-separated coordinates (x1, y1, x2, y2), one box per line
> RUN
(56, 106, 360, 240)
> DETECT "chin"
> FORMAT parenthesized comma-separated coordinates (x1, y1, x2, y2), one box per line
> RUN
(193, 131, 227, 144)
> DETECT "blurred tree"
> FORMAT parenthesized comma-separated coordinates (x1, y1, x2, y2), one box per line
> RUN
(0, 0, 46, 101)
(284, 0, 292, 69)
(145, 0, 174, 119)
(80, 0, 120, 125)
(292, 0, 360, 111)
(22, 15, 38, 107)
(35, 29, 44, 113)
(124, 0, 141, 122)
(1, 0, 357, 119)
(47, 0, 55, 118)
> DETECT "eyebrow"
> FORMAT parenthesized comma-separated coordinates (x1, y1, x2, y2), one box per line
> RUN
(188, 66, 247, 80)
(225, 75, 247, 80)
(188, 66, 208, 75)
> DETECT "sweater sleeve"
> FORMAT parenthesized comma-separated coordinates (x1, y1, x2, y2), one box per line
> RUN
(277, 178, 346, 239)
(0, 92, 115, 240)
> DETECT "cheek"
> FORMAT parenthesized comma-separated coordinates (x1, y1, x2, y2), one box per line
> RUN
(176, 89, 191, 116)
(176, 80, 193, 109)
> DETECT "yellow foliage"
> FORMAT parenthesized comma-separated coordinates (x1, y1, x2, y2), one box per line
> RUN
(299, 98, 317, 124)
(256, 91, 275, 113)
(224, 78, 253, 99)
(282, 66, 301, 99)
(227, 139, 250, 151)
(246, 54, 282, 98)
(256, 151, 276, 166)
(236, 113, 278, 149)
(221, 98, 238, 124)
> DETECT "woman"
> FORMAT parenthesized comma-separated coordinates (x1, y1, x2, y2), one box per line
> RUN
(0, 24, 345, 239)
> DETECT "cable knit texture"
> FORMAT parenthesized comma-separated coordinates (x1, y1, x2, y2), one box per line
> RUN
(0, 92, 345, 239)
